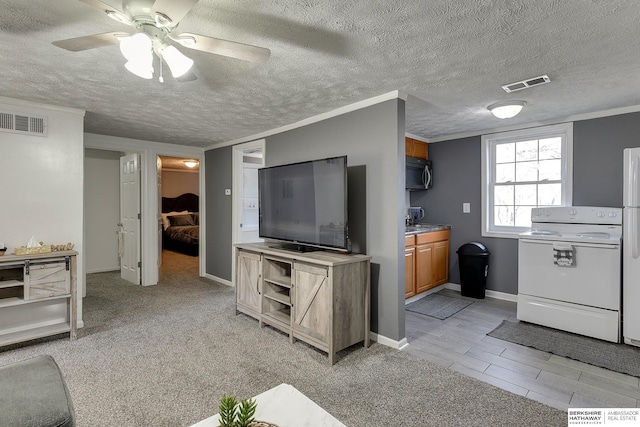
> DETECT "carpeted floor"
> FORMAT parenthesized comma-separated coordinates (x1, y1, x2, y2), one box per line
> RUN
(0, 251, 566, 426)
(489, 319, 640, 377)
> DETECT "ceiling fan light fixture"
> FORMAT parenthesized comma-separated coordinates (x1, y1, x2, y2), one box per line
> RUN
(183, 160, 198, 168)
(488, 100, 526, 119)
(124, 60, 153, 79)
(119, 33, 152, 61)
(160, 45, 194, 78)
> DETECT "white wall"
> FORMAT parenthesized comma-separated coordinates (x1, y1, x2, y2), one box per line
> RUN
(161, 170, 199, 197)
(0, 96, 85, 326)
(84, 149, 121, 273)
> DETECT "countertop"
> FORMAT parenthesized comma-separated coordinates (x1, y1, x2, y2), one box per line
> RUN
(405, 223, 451, 235)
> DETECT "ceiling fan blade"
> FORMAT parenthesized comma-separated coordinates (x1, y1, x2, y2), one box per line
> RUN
(151, 0, 199, 27)
(52, 32, 130, 52)
(176, 33, 271, 63)
(79, 0, 122, 15)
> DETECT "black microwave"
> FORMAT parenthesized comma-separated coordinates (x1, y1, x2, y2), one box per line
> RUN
(406, 156, 432, 190)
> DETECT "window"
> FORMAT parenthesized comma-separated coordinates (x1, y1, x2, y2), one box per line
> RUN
(481, 123, 573, 238)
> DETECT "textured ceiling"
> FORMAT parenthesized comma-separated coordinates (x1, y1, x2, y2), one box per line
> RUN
(2, 0, 640, 148)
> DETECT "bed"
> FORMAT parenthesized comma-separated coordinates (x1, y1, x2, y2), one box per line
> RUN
(161, 193, 199, 256)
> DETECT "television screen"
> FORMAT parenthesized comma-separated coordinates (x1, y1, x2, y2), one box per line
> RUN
(259, 156, 348, 251)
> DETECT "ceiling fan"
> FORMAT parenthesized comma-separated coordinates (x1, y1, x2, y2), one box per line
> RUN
(52, 0, 271, 81)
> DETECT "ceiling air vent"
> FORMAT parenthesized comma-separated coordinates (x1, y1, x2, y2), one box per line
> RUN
(502, 75, 551, 93)
(0, 111, 47, 136)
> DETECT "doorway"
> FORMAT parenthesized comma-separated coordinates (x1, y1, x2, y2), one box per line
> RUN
(231, 140, 265, 283)
(157, 155, 201, 278)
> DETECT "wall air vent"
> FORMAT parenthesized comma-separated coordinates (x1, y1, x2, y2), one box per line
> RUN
(0, 111, 47, 136)
(502, 75, 551, 93)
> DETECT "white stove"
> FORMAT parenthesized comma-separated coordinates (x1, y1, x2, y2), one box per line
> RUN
(517, 206, 622, 342)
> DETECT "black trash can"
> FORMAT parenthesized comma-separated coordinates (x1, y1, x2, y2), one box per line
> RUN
(456, 242, 490, 299)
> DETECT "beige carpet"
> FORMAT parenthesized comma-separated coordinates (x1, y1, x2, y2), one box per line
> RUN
(0, 250, 566, 426)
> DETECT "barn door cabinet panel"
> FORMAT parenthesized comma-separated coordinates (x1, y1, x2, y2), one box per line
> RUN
(292, 262, 330, 346)
(235, 249, 262, 318)
(0, 251, 77, 347)
(234, 243, 371, 365)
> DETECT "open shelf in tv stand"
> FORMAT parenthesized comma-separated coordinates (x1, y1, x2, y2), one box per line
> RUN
(235, 242, 371, 365)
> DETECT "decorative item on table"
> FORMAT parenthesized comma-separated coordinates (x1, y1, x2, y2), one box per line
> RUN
(0, 242, 6, 256)
(217, 395, 278, 427)
(13, 236, 74, 255)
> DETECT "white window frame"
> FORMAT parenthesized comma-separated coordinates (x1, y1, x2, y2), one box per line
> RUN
(481, 122, 573, 239)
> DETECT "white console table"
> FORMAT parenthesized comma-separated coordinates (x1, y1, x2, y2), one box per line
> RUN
(191, 383, 345, 427)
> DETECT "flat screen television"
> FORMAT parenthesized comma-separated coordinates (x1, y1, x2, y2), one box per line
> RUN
(259, 155, 348, 252)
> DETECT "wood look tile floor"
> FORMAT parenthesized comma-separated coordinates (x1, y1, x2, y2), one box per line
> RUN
(403, 289, 640, 412)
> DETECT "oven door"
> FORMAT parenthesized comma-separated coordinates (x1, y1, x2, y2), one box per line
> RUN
(518, 238, 620, 310)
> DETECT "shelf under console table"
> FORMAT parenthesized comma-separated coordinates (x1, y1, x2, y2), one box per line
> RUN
(0, 250, 78, 347)
(235, 242, 371, 365)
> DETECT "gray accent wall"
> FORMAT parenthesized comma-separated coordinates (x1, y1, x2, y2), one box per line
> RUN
(264, 99, 406, 341)
(573, 112, 640, 207)
(412, 111, 640, 295)
(205, 99, 407, 342)
(205, 145, 233, 281)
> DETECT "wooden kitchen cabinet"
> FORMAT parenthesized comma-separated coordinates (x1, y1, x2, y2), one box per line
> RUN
(405, 246, 416, 298)
(405, 137, 428, 159)
(405, 229, 450, 298)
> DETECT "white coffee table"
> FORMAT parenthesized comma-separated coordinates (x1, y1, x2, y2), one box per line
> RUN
(191, 383, 345, 427)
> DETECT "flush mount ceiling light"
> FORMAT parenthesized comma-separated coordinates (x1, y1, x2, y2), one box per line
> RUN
(52, 0, 272, 83)
(183, 160, 198, 168)
(488, 101, 527, 119)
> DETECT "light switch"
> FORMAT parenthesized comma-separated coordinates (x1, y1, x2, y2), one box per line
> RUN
(463, 202, 471, 213)
(225, 189, 231, 196)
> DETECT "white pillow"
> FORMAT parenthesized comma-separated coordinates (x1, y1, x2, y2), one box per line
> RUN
(161, 210, 188, 230)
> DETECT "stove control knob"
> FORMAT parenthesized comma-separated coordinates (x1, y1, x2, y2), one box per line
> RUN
(597, 211, 605, 217)
(609, 211, 618, 218)
(569, 208, 577, 216)
(544, 209, 551, 216)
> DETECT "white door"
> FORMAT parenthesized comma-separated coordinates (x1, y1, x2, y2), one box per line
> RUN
(233, 140, 265, 245)
(232, 140, 265, 284)
(157, 156, 163, 268)
(120, 154, 141, 284)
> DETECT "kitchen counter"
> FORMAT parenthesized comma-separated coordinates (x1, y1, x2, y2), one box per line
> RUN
(405, 223, 451, 235)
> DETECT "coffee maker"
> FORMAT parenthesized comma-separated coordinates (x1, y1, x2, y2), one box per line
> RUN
(407, 207, 424, 226)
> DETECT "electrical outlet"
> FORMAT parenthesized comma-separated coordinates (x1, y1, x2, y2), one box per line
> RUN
(463, 202, 471, 213)
(224, 189, 231, 196)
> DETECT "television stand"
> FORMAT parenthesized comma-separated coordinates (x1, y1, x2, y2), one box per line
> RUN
(234, 242, 371, 365)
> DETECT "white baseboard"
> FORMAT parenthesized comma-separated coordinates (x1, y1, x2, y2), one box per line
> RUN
(369, 332, 409, 350)
(86, 267, 119, 274)
(204, 273, 233, 287)
(443, 282, 517, 302)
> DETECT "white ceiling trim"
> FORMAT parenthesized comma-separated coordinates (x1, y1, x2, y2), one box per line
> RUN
(84, 132, 204, 157)
(0, 96, 85, 117)
(208, 90, 408, 150)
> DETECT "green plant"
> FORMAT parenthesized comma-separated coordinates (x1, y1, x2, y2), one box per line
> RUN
(236, 398, 257, 427)
(218, 395, 257, 427)
(218, 394, 238, 427)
